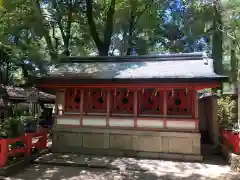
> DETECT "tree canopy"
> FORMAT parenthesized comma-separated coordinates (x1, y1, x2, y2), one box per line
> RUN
(0, 0, 239, 90)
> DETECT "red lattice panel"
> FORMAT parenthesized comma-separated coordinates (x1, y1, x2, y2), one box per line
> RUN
(139, 89, 162, 114)
(89, 88, 107, 112)
(65, 88, 81, 112)
(112, 89, 134, 114)
(167, 89, 191, 115)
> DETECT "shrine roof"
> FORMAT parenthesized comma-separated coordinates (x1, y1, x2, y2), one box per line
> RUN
(34, 52, 228, 84)
(0, 85, 55, 103)
(0, 98, 9, 108)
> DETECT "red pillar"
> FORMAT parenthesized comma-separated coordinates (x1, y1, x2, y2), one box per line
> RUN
(163, 89, 167, 128)
(106, 90, 111, 127)
(41, 131, 48, 149)
(80, 90, 84, 126)
(191, 90, 199, 130)
(0, 139, 8, 167)
(134, 90, 138, 127)
(25, 134, 32, 156)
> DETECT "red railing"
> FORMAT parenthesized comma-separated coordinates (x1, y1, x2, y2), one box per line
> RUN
(0, 129, 48, 167)
(222, 129, 240, 153)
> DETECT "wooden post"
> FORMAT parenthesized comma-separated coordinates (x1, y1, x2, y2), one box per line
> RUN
(80, 90, 84, 126)
(41, 131, 48, 149)
(106, 90, 111, 127)
(238, 83, 240, 126)
(163, 89, 167, 128)
(25, 134, 32, 156)
(192, 90, 199, 130)
(194, 91, 199, 119)
(58, 89, 65, 116)
(134, 90, 138, 128)
(0, 139, 8, 167)
(86, 89, 90, 115)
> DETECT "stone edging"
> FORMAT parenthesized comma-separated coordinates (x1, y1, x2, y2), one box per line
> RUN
(34, 152, 203, 172)
(221, 144, 240, 171)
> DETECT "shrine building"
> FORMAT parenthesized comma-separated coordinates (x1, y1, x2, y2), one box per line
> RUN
(33, 52, 227, 161)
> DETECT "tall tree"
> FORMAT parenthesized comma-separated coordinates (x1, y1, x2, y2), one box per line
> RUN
(212, 0, 223, 75)
(85, 0, 116, 56)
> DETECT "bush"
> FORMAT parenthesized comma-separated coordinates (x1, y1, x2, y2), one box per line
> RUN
(217, 95, 237, 128)
(0, 106, 38, 138)
(0, 116, 24, 138)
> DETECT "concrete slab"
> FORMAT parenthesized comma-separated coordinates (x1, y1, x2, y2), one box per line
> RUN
(88, 156, 111, 168)
(36, 153, 90, 166)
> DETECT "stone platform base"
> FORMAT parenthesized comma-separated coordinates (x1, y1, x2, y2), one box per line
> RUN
(52, 126, 202, 162)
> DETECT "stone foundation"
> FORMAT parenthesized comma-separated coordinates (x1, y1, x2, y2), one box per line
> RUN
(52, 125, 202, 161)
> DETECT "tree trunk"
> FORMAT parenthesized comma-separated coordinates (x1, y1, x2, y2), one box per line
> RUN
(211, 0, 223, 92)
(212, 0, 223, 75)
(5, 61, 9, 85)
(126, 9, 135, 55)
(34, 0, 57, 60)
(126, 3, 151, 55)
(231, 40, 237, 87)
(86, 0, 116, 56)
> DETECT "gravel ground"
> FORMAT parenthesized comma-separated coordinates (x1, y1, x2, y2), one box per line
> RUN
(4, 161, 240, 180)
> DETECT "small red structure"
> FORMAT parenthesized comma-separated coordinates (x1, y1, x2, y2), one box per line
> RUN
(222, 129, 240, 153)
(33, 53, 227, 161)
(0, 129, 48, 167)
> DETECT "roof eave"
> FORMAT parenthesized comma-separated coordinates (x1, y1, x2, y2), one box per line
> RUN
(32, 76, 225, 85)
(60, 52, 207, 63)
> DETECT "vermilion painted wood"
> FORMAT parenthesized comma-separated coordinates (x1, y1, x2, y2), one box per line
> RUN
(64, 88, 196, 117)
(194, 90, 199, 119)
(80, 90, 84, 126)
(106, 90, 111, 127)
(191, 90, 196, 119)
(111, 89, 134, 114)
(166, 89, 192, 115)
(88, 88, 107, 113)
(0, 139, 8, 167)
(6, 136, 26, 144)
(0, 130, 48, 167)
(222, 129, 240, 153)
(138, 89, 163, 115)
(38, 82, 220, 89)
(163, 90, 167, 128)
(59, 123, 199, 133)
(134, 91, 138, 128)
(65, 88, 81, 112)
(61, 87, 201, 131)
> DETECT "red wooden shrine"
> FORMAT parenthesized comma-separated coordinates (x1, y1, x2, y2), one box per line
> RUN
(35, 53, 226, 131)
(33, 53, 227, 162)
(138, 88, 163, 115)
(64, 87, 195, 117)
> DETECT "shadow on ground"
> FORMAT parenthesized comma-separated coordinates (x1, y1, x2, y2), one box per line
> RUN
(10, 164, 240, 180)
(9, 154, 240, 180)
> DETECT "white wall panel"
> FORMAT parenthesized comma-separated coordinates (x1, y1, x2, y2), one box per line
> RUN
(109, 118, 134, 127)
(57, 117, 80, 125)
(137, 119, 164, 128)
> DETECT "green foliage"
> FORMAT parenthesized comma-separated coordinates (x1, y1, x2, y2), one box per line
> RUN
(0, 0, 239, 86)
(0, 106, 37, 138)
(0, 116, 24, 138)
(217, 95, 237, 127)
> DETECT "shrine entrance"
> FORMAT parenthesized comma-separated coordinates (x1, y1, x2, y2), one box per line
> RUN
(199, 94, 220, 155)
